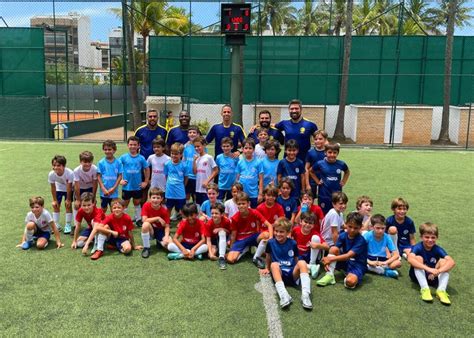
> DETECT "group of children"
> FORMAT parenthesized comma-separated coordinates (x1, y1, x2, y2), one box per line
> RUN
(18, 127, 456, 310)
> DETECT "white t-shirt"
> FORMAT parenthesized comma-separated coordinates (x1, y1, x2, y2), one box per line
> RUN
(255, 144, 266, 160)
(195, 154, 217, 193)
(73, 164, 98, 190)
(321, 208, 344, 246)
(48, 168, 74, 192)
(224, 199, 239, 218)
(147, 154, 170, 191)
(25, 209, 54, 233)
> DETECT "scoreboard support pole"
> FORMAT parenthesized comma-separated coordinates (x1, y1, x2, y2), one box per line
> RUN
(230, 44, 243, 126)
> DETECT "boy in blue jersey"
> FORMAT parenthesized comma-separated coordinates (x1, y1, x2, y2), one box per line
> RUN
(277, 178, 297, 225)
(312, 142, 350, 215)
(236, 138, 264, 208)
(164, 143, 188, 217)
(119, 136, 150, 225)
(305, 130, 328, 197)
(215, 137, 239, 201)
(199, 183, 219, 222)
(260, 217, 313, 310)
(262, 139, 280, 187)
(97, 140, 123, 213)
(182, 125, 201, 203)
(407, 222, 455, 305)
(386, 197, 416, 258)
(363, 214, 401, 279)
(277, 139, 306, 201)
(317, 212, 368, 289)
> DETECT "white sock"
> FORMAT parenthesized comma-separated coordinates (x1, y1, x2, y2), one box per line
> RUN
(53, 212, 60, 225)
(65, 213, 72, 225)
(134, 205, 142, 221)
(195, 244, 208, 256)
(218, 230, 227, 258)
(327, 254, 336, 275)
(237, 246, 249, 261)
(437, 272, 450, 292)
(275, 281, 289, 300)
(310, 235, 321, 264)
(77, 240, 85, 248)
(253, 240, 267, 259)
(142, 232, 150, 249)
(167, 242, 182, 253)
(73, 209, 77, 222)
(300, 272, 311, 295)
(414, 268, 429, 289)
(368, 265, 385, 275)
(25, 229, 34, 242)
(97, 234, 107, 251)
(390, 233, 398, 248)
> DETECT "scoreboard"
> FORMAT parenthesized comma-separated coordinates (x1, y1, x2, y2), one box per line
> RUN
(221, 3, 251, 35)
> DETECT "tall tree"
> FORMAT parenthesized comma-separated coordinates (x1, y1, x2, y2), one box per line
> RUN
(425, 0, 473, 35)
(259, 0, 297, 35)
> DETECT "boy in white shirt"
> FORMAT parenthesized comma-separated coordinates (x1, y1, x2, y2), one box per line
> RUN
(192, 136, 218, 206)
(48, 155, 74, 233)
(147, 138, 170, 191)
(320, 192, 348, 247)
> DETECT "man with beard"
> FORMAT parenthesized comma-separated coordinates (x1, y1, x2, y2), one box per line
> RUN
(248, 110, 284, 145)
(135, 109, 168, 160)
(166, 110, 192, 146)
(275, 99, 318, 162)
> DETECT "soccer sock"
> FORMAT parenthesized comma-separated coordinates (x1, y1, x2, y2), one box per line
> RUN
(414, 268, 429, 289)
(300, 272, 311, 296)
(167, 242, 181, 253)
(25, 229, 34, 242)
(437, 272, 450, 292)
(97, 234, 107, 251)
(53, 212, 60, 225)
(390, 233, 398, 248)
(368, 265, 385, 275)
(310, 235, 321, 264)
(218, 230, 227, 258)
(327, 254, 336, 275)
(195, 244, 208, 256)
(65, 213, 72, 225)
(73, 209, 77, 222)
(142, 232, 150, 249)
(134, 205, 142, 221)
(76, 240, 85, 248)
(253, 240, 267, 259)
(275, 281, 289, 300)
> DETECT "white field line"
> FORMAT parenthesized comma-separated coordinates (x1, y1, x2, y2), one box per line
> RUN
(254, 275, 284, 338)
(0, 148, 13, 152)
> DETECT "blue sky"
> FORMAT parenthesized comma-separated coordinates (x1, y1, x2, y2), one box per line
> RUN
(1, 1, 473, 41)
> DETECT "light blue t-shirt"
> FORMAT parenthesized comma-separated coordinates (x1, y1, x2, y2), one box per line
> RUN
(216, 153, 238, 190)
(200, 199, 222, 217)
(164, 160, 187, 199)
(236, 157, 263, 198)
(97, 157, 123, 198)
(261, 157, 279, 187)
(182, 143, 196, 180)
(363, 230, 397, 258)
(119, 153, 149, 191)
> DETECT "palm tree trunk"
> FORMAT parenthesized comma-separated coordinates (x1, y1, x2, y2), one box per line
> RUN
(126, 2, 141, 130)
(333, 0, 353, 141)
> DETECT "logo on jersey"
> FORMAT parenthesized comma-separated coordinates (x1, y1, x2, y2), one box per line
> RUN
(230, 131, 235, 138)
(269, 136, 274, 140)
(123, 225, 127, 231)
(300, 127, 305, 134)
(288, 250, 294, 257)
(430, 257, 437, 264)
(203, 161, 208, 167)
(295, 168, 300, 173)
(403, 230, 409, 235)
(195, 232, 199, 238)
(251, 222, 256, 228)
(336, 169, 341, 174)
(286, 206, 291, 211)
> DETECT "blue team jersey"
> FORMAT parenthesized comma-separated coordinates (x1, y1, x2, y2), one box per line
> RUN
(164, 160, 188, 199)
(262, 157, 280, 187)
(277, 196, 298, 220)
(166, 126, 189, 146)
(306, 147, 326, 182)
(200, 199, 221, 218)
(275, 118, 318, 161)
(266, 238, 299, 272)
(277, 158, 305, 199)
(410, 242, 447, 269)
(236, 157, 263, 198)
(363, 231, 397, 258)
(216, 153, 238, 190)
(205, 123, 246, 157)
(183, 143, 197, 180)
(335, 231, 368, 270)
(248, 127, 284, 144)
(119, 153, 149, 191)
(135, 124, 167, 159)
(313, 159, 348, 200)
(385, 215, 416, 250)
(97, 157, 123, 198)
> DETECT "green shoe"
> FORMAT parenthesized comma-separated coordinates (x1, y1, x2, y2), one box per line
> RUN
(420, 287, 433, 302)
(167, 253, 183, 260)
(436, 290, 451, 305)
(316, 273, 336, 287)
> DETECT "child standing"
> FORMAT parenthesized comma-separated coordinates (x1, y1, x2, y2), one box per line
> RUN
(320, 192, 348, 247)
(277, 139, 306, 201)
(71, 192, 105, 250)
(199, 183, 219, 222)
(261, 139, 280, 187)
(236, 138, 264, 208)
(254, 127, 269, 159)
(305, 130, 328, 197)
(204, 203, 231, 270)
(260, 218, 313, 310)
(48, 155, 74, 232)
(183, 125, 201, 203)
(277, 178, 297, 225)
(215, 137, 238, 201)
(164, 143, 188, 218)
(224, 182, 243, 218)
(97, 140, 123, 213)
(386, 197, 416, 258)
(147, 138, 170, 191)
(193, 136, 218, 206)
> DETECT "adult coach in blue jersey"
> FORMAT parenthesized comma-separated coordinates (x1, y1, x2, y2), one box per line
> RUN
(248, 110, 284, 145)
(275, 99, 318, 161)
(205, 104, 246, 158)
(166, 110, 191, 146)
(135, 109, 168, 160)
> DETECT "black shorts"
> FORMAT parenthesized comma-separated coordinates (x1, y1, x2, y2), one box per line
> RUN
(185, 178, 196, 195)
(122, 189, 142, 201)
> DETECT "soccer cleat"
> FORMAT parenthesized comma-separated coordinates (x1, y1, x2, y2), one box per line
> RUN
(56, 224, 63, 232)
(218, 257, 227, 270)
(196, 254, 203, 260)
(135, 219, 143, 228)
(436, 290, 451, 306)
(420, 287, 433, 302)
(21, 241, 33, 250)
(167, 252, 184, 260)
(253, 257, 266, 269)
(301, 293, 313, 310)
(316, 273, 336, 287)
(279, 294, 293, 309)
(384, 268, 399, 279)
(141, 247, 151, 259)
(64, 223, 72, 234)
(90, 250, 104, 260)
(309, 264, 320, 279)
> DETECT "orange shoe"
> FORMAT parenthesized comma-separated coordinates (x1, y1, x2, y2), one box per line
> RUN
(91, 250, 104, 260)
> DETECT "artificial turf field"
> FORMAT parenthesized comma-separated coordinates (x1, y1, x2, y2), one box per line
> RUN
(1, 141, 473, 336)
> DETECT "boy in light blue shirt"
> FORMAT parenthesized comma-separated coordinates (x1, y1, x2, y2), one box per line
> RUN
(97, 140, 123, 212)
(261, 139, 280, 187)
(236, 138, 263, 208)
(215, 137, 239, 201)
(164, 143, 188, 217)
(182, 125, 201, 203)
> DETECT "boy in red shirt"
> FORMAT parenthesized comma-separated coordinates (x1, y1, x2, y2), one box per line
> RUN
(204, 203, 231, 270)
(140, 188, 171, 259)
(227, 192, 272, 269)
(167, 203, 208, 260)
(295, 190, 324, 232)
(71, 192, 105, 250)
(256, 185, 285, 228)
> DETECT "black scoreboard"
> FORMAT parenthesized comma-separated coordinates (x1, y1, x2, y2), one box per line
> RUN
(221, 3, 251, 35)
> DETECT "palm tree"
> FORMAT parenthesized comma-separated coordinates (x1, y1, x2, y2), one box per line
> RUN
(425, 0, 473, 35)
(332, 0, 347, 35)
(259, 0, 297, 36)
(353, 0, 377, 35)
(402, 0, 430, 35)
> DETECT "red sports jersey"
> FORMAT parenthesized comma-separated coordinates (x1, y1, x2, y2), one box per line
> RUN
(176, 218, 205, 244)
(297, 204, 324, 233)
(141, 202, 170, 229)
(256, 202, 284, 231)
(291, 225, 325, 254)
(75, 206, 105, 229)
(103, 213, 134, 239)
(204, 216, 231, 238)
(231, 209, 267, 240)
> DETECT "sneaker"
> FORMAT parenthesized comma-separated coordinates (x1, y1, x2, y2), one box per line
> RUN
(301, 293, 313, 310)
(167, 253, 183, 260)
(64, 223, 72, 235)
(436, 290, 451, 305)
(141, 247, 151, 259)
(384, 268, 399, 279)
(279, 294, 293, 309)
(309, 264, 320, 279)
(56, 223, 63, 232)
(218, 257, 227, 270)
(170, 213, 178, 221)
(135, 219, 143, 227)
(196, 254, 203, 260)
(420, 287, 433, 302)
(91, 250, 104, 261)
(253, 257, 266, 269)
(21, 241, 33, 250)
(316, 273, 336, 287)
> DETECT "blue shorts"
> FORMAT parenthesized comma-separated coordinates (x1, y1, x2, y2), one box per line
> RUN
(107, 237, 129, 252)
(367, 255, 388, 262)
(56, 191, 69, 205)
(409, 268, 439, 287)
(181, 241, 198, 251)
(249, 198, 258, 209)
(230, 233, 259, 253)
(336, 260, 366, 285)
(195, 192, 208, 206)
(398, 244, 413, 252)
(280, 266, 299, 287)
(152, 227, 165, 241)
(218, 189, 232, 201)
(185, 179, 196, 195)
(74, 188, 93, 201)
(298, 251, 311, 263)
(100, 196, 113, 209)
(122, 189, 142, 201)
(34, 229, 51, 241)
(166, 198, 186, 212)
(80, 228, 92, 238)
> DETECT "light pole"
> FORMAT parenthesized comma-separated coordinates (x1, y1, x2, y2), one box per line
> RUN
(96, 45, 113, 116)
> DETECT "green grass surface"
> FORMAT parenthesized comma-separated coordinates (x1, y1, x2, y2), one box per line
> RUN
(1, 141, 473, 336)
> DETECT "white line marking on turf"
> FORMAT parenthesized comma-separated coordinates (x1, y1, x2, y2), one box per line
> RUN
(255, 275, 284, 338)
(0, 148, 13, 152)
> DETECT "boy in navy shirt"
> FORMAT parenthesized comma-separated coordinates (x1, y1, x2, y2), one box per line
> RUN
(260, 217, 313, 310)
(317, 212, 367, 289)
(408, 222, 455, 305)
(277, 139, 305, 201)
(305, 130, 328, 197)
(277, 178, 297, 224)
(386, 197, 416, 258)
